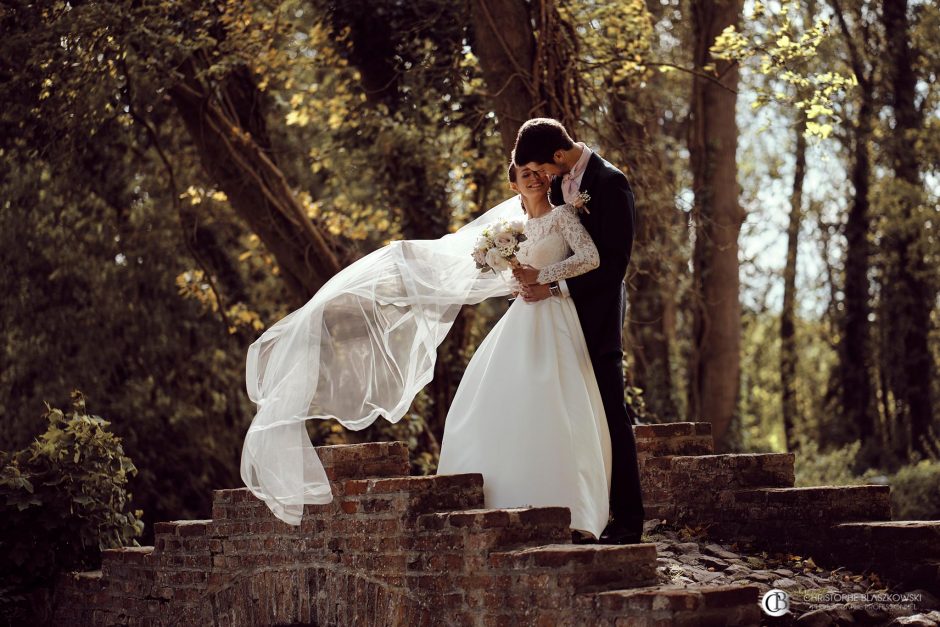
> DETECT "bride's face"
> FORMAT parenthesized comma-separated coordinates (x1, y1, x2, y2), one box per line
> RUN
(510, 167, 548, 201)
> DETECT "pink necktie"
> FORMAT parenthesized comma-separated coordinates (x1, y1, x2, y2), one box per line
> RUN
(562, 168, 582, 204)
(561, 147, 590, 204)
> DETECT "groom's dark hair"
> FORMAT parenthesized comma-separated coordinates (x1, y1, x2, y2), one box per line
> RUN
(513, 118, 575, 166)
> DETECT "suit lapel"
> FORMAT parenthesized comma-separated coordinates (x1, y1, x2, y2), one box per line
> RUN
(579, 152, 602, 195)
(577, 152, 603, 225)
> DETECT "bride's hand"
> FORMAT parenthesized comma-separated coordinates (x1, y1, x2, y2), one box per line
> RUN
(512, 264, 540, 285)
(521, 282, 551, 302)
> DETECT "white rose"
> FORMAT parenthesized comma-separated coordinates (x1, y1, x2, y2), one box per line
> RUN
(485, 247, 510, 271)
(494, 232, 515, 249)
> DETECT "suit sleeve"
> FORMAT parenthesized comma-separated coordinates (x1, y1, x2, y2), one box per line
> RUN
(565, 172, 635, 300)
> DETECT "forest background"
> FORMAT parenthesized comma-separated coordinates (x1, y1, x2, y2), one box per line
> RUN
(1, 0, 939, 607)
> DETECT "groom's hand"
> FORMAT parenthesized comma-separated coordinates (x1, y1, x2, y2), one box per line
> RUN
(521, 283, 551, 302)
(512, 265, 541, 285)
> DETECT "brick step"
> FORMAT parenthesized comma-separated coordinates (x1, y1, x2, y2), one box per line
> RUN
(646, 453, 795, 489)
(210, 440, 412, 524)
(832, 520, 940, 560)
(699, 486, 892, 554)
(642, 453, 795, 519)
(339, 473, 485, 516)
(579, 583, 761, 626)
(317, 440, 411, 481)
(212, 473, 485, 526)
(830, 520, 940, 570)
(154, 519, 213, 550)
(826, 520, 940, 592)
(634, 422, 715, 466)
(819, 520, 940, 595)
(100, 546, 155, 579)
(489, 543, 658, 593)
(732, 485, 891, 522)
(415, 507, 572, 553)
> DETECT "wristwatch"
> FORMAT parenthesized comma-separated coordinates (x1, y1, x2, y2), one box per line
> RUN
(548, 281, 561, 297)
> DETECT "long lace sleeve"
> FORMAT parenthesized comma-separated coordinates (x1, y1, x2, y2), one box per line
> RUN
(536, 204, 600, 284)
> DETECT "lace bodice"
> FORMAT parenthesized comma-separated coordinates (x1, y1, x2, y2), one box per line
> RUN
(517, 203, 599, 285)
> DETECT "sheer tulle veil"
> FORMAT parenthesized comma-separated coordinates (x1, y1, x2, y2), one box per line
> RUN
(242, 195, 522, 525)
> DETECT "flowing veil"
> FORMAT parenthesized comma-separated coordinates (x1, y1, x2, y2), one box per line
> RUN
(242, 195, 522, 525)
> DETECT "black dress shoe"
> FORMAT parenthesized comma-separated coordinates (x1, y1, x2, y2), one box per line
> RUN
(599, 523, 643, 545)
(571, 530, 597, 545)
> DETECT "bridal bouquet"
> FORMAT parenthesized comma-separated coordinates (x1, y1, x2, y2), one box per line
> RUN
(472, 218, 526, 273)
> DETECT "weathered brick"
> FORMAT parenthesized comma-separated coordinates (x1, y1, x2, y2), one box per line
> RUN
(59, 430, 928, 626)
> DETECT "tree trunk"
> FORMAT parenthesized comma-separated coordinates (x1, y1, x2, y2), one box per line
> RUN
(829, 1, 877, 451)
(781, 115, 807, 451)
(469, 0, 539, 154)
(607, 85, 680, 421)
(880, 0, 935, 458)
(170, 59, 344, 307)
(838, 93, 876, 448)
(322, 4, 451, 242)
(687, 0, 745, 449)
(470, 0, 581, 153)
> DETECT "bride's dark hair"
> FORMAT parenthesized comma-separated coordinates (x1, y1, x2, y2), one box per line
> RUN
(507, 161, 527, 214)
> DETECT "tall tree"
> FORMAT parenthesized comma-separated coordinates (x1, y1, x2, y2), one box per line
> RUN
(588, 1, 687, 420)
(879, 0, 936, 458)
(781, 114, 808, 451)
(469, 0, 538, 154)
(687, 0, 745, 447)
(828, 0, 878, 451)
(609, 90, 682, 421)
(169, 58, 345, 307)
(470, 0, 581, 152)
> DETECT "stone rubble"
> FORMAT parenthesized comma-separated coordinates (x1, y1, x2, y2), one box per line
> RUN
(643, 518, 940, 625)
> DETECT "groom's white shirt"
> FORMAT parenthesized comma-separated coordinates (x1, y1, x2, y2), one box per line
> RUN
(541, 142, 593, 296)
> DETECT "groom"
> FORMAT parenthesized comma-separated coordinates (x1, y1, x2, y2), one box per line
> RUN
(511, 118, 644, 544)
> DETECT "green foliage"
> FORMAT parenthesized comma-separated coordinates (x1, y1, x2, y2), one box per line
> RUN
(0, 136, 254, 536)
(889, 460, 940, 520)
(795, 436, 940, 520)
(793, 437, 876, 487)
(565, 0, 654, 88)
(738, 309, 842, 454)
(708, 0, 853, 140)
(272, 0, 504, 246)
(794, 437, 940, 521)
(0, 391, 143, 608)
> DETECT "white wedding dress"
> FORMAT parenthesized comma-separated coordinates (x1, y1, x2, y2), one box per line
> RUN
(242, 195, 612, 529)
(436, 203, 612, 538)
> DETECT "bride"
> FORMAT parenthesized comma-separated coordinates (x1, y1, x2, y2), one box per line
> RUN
(437, 163, 611, 540)
(241, 159, 608, 537)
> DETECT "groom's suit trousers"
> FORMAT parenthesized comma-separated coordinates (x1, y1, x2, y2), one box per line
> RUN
(581, 284, 645, 532)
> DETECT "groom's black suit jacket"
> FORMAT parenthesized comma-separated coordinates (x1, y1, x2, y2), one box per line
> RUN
(549, 152, 636, 357)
